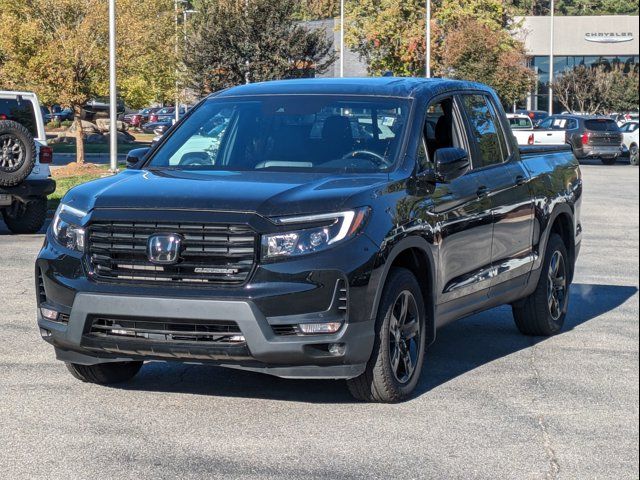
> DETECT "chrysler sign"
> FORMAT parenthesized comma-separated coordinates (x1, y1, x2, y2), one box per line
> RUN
(585, 32, 634, 43)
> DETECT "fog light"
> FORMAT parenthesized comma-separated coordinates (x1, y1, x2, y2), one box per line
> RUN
(328, 343, 346, 356)
(299, 322, 342, 335)
(40, 307, 59, 321)
(39, 328, 52, 338)
(228, 335, 246, 343)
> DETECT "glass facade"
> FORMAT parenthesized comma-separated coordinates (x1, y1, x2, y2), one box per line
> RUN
(527, 55, 639, 112)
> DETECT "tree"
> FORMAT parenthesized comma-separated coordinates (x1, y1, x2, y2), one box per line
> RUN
(554, 65, 640, 114)
(294, 0, 339, 20)
(509, 0, 638, 15)
(440, 19, 534, 106)
(601, 67, 639, 113)
(0, 0, 109, 164)
(345, 0, 534, 106)
(185, 0, 335, 94)
(0, 0, 176, 164)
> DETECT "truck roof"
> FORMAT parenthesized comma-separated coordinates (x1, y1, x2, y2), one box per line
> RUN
(213, 77, 492, 100)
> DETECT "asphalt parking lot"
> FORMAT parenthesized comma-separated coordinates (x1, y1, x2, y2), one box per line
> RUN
(0, 163, 638, 480)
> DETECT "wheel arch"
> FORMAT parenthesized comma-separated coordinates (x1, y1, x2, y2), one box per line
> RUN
(368, 237, 437, 347)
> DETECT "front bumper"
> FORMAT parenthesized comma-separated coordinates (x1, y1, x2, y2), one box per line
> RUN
(36, 230, 379, 379)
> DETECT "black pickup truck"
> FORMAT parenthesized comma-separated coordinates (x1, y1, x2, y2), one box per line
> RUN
(36, 78, 582, 402)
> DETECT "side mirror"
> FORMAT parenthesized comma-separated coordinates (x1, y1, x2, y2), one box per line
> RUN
(434, 147, 470, 183)
(125, 147, 150, 169)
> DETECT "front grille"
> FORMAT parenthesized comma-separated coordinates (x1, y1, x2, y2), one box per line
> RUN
(88, 317, 244, 344)
(87, 221, 257, 285)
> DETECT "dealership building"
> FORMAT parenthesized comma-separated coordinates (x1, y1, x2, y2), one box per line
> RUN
(517, 15, 639, 112)
(316, 15, 639, 113)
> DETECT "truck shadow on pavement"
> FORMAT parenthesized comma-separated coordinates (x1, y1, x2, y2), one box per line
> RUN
(117, 282, 637, 403)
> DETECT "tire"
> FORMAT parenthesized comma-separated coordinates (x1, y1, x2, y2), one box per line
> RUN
(630, 144, 638, 166)
(347, 268, 427, 403)
(600, 156, 617, 166)
(0, 120, 37, 187)
(2, 196, 47, 234)
(66, 361, 143, 385)
(512, 234, 570, 336)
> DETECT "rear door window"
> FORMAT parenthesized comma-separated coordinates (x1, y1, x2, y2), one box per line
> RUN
(461, 94, 508, 168)
(0, 98, 38, 137)
(585, 119, 620, 132)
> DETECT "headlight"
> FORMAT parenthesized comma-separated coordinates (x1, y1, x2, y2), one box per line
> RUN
(51, 204, 87, 252)
(262, 208, 370, 261)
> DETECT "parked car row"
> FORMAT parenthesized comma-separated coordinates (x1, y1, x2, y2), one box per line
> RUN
(508, 111, 636, 166)
(123, 106, 188, 132)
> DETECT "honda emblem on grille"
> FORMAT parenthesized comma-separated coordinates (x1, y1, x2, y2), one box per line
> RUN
(147, 234, 183, 265)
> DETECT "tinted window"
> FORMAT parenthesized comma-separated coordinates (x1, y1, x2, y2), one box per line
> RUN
(462, 95, 507, 168)
(585, 119, 620, 132)
(509, 117, 532, 129)
(0, 98, 38, 136)
(621, 122, 638, 133)
(538, 117, 553, 129)
(147, 95, 410, 173)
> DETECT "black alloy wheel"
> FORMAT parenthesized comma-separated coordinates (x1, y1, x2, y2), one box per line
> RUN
(388, 290, 421, 384)
(547, 250, 567, 322)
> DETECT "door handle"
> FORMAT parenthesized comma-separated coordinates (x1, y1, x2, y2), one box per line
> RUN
(476, 185, 489, 198)
(515, 175, 526, 186)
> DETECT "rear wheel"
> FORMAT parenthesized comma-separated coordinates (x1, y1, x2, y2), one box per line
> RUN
(2, 196, 47, 234)
(630, 144, 638, 166)
(512, 234, 570, 336)
(600, 156, 617, 166)
(347, 268, 426, 403)
(66, 361, 143, 384)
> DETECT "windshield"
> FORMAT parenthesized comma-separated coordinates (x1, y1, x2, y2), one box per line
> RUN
(146, 95, 410, 173)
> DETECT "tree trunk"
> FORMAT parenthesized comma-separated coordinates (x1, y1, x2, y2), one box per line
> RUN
(74, 106, 85, 165)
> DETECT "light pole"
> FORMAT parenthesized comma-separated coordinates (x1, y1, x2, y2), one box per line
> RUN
(108, 0, 118, 172)
(425, 0, 431, 78)
(183, 9, 198, 44)
(340, 0, 345, 77)
(548, 0, 555, 115)
(174, 0, 187, 123)
(245, 0, 250, 84)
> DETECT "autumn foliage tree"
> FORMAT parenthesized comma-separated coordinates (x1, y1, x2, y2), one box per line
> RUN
(440, 19, 534, 106)
(0, 0, 176, 164)
(346, 0, 534, 107)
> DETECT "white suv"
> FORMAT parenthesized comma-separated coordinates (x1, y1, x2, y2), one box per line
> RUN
(0, 91, 56, 233)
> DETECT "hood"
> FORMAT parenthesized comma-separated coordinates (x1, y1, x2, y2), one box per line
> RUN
(63, 169, 388, 218)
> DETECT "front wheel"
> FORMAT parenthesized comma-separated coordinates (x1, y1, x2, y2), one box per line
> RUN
(512, 234, 570, 336)
(347, 268, 426, 402)
(66, 361, 143, 384)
